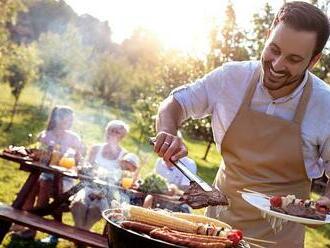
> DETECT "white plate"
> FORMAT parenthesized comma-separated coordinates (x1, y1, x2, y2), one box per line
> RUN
(241, 192, 330, 225)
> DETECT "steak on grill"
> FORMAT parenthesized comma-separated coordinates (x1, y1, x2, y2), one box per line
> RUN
(179, 182, 229, 209)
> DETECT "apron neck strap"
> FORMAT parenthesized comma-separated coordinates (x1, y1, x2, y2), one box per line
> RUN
(293, 73, 313, 124)
(241, 65, 261, 108)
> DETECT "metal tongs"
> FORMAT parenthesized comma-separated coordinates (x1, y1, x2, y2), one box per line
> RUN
(149, 138, 212, 192)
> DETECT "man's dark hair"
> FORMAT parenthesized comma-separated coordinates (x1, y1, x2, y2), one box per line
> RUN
(271, 1, 330, 57)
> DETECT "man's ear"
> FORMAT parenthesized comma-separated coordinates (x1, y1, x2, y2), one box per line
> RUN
(308, 53, 322, 70)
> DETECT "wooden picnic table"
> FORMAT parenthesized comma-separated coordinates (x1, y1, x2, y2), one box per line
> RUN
(0, 151, 184, 247)
(0, 151, 108, 247)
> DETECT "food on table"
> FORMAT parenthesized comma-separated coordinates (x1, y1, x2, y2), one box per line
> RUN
(180, 182, 229, 209)
(4, 145, 29, 156)
(107, 205, 244, 247)
(269, 194, 329, 220)
(138, 173, 169, 194)
(3, 145, 45, 161)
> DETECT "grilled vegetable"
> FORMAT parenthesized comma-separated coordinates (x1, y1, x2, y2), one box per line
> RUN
(126, 205, 199, 233)
(138, 173, 168, 194)
(171, 212, 232, 229)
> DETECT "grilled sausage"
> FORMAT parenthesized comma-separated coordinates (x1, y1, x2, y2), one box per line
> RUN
(150, 228, 229, 248)
(120, 221, 158, 234)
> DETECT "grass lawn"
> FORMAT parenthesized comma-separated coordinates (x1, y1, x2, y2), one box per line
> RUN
(0, 84, 329, 247)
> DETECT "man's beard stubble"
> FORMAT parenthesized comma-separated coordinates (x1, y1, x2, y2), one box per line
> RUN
(261, 59, 307, 91)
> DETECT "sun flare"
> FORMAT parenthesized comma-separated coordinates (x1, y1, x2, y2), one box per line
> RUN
(64, 0, 282, 56)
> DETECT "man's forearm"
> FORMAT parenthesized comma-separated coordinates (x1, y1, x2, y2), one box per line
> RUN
(156, 96, 185, 135)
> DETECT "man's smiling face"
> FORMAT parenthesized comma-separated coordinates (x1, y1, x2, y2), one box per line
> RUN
(261, 22, 318, 96)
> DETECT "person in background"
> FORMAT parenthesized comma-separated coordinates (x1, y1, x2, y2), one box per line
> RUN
(119, 152, 141, 186)
(87, 120, 129, 184)
(13, 105, 85, 244)
(70, 152, 140, 231)
(142, 156, 196, 212)
(155, 156, 197, 191)
(70, 120, 131, 230)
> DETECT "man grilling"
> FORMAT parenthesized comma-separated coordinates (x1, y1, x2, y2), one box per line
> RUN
(152, 2, 330, 246)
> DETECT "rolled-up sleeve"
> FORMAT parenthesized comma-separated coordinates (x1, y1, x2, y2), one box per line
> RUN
(171, 66, 224, 120)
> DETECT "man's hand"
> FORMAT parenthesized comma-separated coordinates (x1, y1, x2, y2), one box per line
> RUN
(316, 196, 330, 209)
(305, 196, 330, 229)
(153, 131, 188, 162)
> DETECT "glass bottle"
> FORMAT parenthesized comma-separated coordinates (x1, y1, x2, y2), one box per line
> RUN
(40, 141, 54, 166)
(49, 144, 62, 165)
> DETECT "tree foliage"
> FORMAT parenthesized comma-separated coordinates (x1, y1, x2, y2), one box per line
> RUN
(4, 43, 41, 129)
(132, 89, 162, 149)
(249, 3, 274, 59)
(36, 25, 92, 107)
(2, 0, 329, 155)
(0, 0, 26, 81)
(218, 2, 250, 63)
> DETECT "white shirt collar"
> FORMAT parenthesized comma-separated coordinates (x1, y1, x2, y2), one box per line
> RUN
(258, 70, 309, 103)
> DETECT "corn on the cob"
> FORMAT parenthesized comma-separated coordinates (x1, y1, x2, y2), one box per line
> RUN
(126, 205, 199, 233)
(171, 212, 232, 230)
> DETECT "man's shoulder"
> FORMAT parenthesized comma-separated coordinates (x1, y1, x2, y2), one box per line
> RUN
(213, 60, 259, 83)
(307, 73, 330, 121)
(221, 60, 259, 72)
(310, 73, 330, 102)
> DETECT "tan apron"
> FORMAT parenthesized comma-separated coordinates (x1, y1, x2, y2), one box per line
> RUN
(206, 65, 312, 247)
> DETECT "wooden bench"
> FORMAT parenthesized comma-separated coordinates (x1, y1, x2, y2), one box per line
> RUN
(0, 203, 108, 248)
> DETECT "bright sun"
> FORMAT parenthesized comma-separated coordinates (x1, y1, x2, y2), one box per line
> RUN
(64, 0, 280, 57)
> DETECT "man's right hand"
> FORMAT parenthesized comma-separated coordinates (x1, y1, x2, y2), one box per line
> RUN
(153, 131, 188, 163)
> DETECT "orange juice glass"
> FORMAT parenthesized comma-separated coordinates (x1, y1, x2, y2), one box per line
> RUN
(59, 157, 75, 169)
(121, 177, 133, 189)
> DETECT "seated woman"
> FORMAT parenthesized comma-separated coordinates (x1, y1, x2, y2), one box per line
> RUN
(15, 106, 85, 243)
(87, 120, 129, 183)
(70, 120, 138, 230)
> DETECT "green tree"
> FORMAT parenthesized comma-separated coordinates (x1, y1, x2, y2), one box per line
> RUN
(249, 3, 274, 59)
(207, 18, 222, 70)
(190, 1, 250, 160)
(120, 27, 163, 68)
(132, 89, 162, 152)
(37, 25, 92, 108)
(0, 0, 26, 81)
(310, 0, 330, 82)
(90, 54, 134, 107)
(218, 1, 250, 63)
(159, 52, 206, 95)
(4, 43, 41, 130)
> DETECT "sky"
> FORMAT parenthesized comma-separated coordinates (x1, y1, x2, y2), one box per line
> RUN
(63, 0, 285, 56)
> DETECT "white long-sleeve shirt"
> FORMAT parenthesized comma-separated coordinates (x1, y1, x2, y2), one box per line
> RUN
(173, 60, 330, 179)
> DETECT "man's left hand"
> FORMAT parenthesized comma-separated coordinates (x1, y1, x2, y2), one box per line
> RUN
(306, 196, 330, 229)
(316, 195, 330, 211)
